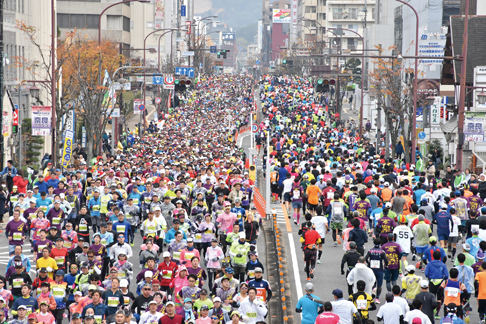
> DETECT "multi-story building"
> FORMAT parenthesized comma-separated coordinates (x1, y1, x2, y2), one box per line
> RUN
(2, 0, 53, 162)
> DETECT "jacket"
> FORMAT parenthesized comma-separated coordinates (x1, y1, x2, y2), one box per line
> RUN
(13, 176, 28, 194)
(425, 260, 449, 281)
(348, 228, 368, 247)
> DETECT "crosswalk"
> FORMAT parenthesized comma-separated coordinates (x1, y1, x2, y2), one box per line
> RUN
(272, 206, 287, 224)
(0, 242, 37, 274)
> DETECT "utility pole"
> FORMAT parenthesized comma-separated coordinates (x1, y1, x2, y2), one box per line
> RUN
(0, 0, 5, 169)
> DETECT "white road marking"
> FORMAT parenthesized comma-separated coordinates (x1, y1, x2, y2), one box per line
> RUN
(237, 132, 250, 148)
(288, 233, 303, 299)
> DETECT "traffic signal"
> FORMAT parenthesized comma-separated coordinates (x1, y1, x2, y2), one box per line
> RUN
(174, 79, 191, 92)
(217, 51, 221, 58)
(315, 79, 335, 92)
(223, 50, 227, 59)
(282, 59, 287, 64)
(12, 125, 18, 134)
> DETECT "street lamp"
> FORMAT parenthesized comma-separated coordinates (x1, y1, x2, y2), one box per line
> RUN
(98, 0, 150, 46)
(29, 86, 40, 100)
(395, 0, 419, 164)
(426, 96, 435, 106)
(477, 92, 486, 105)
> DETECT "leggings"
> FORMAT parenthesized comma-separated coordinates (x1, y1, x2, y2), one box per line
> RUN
(304, 249, 317, 278)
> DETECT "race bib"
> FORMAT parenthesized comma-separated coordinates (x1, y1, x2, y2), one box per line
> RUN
(29, 213, 36, 219)
(356, 299, 367, 310)
(195, 234, 202, 240)
(13, 278, 23, 287)
(370, 260, 380, 269)
(133, 199, 139, 204)
(162, 270, 172, 279)
(123, 296, 130, 305)
(55, 256, 65, 265)
(70, 202, 75, 208)
(293, 190, 300, 199)
(116, 225, 126, 233)
(222, 304, 232, 311)
(447, 287, 459, 297)
(94, 315, 102, 324)
(327, 192, 334, 199)
(147, 225, 156, 231)
(41, 206, 47, 212)
(173, 251, 181, 259)
(107, 297, 119, 307)
(184, 252, 195, 260)
(79, 224, 88, 231)
(37, 244, 46, 253)
(52, 218, 61, 224)
(247, 312, 257, 318)
(248, 270, 255, 278)
(118, 271, 126, 278)
(92, 205, 100, 211)
(205, 229, 212, 234)
(144, 197, 151, 204)
(13, 232, 22, 241)
(101, 239, 107, 246)
(53, 287, 65, 297)
(63, 241, 73, 249)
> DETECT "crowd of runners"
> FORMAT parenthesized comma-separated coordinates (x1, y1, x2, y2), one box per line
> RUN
(257, 75, 486, 324)
(0, 74, 272, 324)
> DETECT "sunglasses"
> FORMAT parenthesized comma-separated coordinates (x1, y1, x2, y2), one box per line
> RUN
(143, 288, 151, 290)
(211, 317, 219, 320)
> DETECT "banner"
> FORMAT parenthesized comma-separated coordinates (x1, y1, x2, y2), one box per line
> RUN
(61, 130, 74, 168)
(32, 106, 52, 136)
(273, 9, 291, 23)
(134, 99, 141, 115)
(155, 0, 164, 29)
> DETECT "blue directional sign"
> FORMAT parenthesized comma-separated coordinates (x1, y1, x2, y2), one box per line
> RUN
(199, 63, 203, 68)
(181, 5, 186, 17)
(153, 76, 163, 85)
(418, 131, 426, 139)
(175, 67, 195, 78)
(210, 46, 217, 53)
(256, 60, 260, 65)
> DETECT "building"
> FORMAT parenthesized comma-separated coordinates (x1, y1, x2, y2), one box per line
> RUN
(2, 0, 54, 164)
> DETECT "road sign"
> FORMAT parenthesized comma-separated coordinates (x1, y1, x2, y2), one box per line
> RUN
(256, 60, 260, 65)
(153, 76, 164, 85)
(155, 97, 161, 104)
(164, 76, 174, 85)
(418, 131, 426, 139)
(110, 108, 120, 117)
(181, 5, 186, 16)
(139, 104, 145, 111)
(210, 46, 217, 53)
(163, 84, 174, 90)
(182, 51, 194, 57)
(199, 63, 203, 68)
(251, 124, 259, 133)
(175, 67, 195, 78)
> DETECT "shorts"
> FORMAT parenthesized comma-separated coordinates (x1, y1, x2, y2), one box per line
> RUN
(292, 201, 303, 209)
(8, 245, 16, 255)
(415, 245, 428, 254)
(331, 222, 343, 231)
(400, 252, 409, 258)
(373, 270, 384, 287)
(283, 193, 292, 202)
(304, 248, 317, 262)
(384, 268, 399, 282)
(308, 203, 318, 211)
(271, 183, 279, 194)
(448, 236, 459, 243)
(256, 145, 261, 150)
(437, 232, 449, 241)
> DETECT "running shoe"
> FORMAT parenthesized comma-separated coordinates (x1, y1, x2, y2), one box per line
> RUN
(310, 269, 314, 278)
(293, 219, 297, 225)
(412, 254, 416, 261)
(374, 299, 380, 304)
(333, 242, 337, 247)
(317, 259, 321, 264)
(306, 277, 311, 281)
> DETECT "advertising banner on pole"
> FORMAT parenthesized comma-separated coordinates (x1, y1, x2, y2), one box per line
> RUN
(155, 0, 164, 28)
(272, 9, 291, 23)
(61, 130, 74, 168)
(31, 106, 52, 136)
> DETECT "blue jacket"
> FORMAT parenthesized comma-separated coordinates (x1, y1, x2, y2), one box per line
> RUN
(6, 254, 31, 273)
(46, 178, 60, 189)
(82, 302, 109, 318)
(425, 260, 448, 280)
(36, 180, 48, 193)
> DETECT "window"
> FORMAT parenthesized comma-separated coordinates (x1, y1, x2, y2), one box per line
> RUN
(123, 16, 130, 32)
(107, 15, 122, 30)
(348, 24, 358, 31)
(348, 8, 358, 19)
(147, 22, 154, 28)
(332, 24, 343, 35)
(58, 14, 70, 28)
(318, 0, 326, 6)
(347, 38, 356, 50)
(71, 14, 85, 29)
(86, 14, 99, 29)
(305, 6, 316, 13)
(333, 8, 343, 19)
(318, 13, 326, 21)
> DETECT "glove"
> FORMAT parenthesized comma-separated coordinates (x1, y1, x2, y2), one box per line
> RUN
(47, 267, 53, 272)
(68, 237, 73, 241)
(236, 254, 243, 258)
(341, 270, 345, 275)
(212, 258, 218, 262)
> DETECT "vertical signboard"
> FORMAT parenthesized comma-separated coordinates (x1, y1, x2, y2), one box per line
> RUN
(31, 106, 52, 136)
(155, 0, 164, 29)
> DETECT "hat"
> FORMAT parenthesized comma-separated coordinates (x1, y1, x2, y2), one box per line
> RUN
(187, 237, 194, 243)
(420, 280, 429, 288)
(28, 314, 36, 320)
(183, 297, 193, 303)
(472, 227, 480, 234)
(55, 237, 64, 242)
(83, 242, 90, 248)
(80, 261, 89, 268)
(384, 182, 390, 187)
(440, 204, 448, 210)
(74, 291, 83, 297)
(148, 300, 158, 305)
(254, 267, 263, 273)
(163, 251, 171, 258)
(40, 300, 49, 306)
(305, 282, 314, 291)
(213, 297, 222, 303)
(238, 232, 246, 239)
(55, 270, 65, 276)
(225, 267, 234, 274)
(72, 313, 82, 320)
(200, 288, 208, 295)
(211, 237, 218, 242)
(176, 200, 183, 204)
(429, 236, 437, 243)
(17, 305, 27, 310)
(88, 285, 97, 291)
(223, 201, 231, 207)
(120, 279, 129, 288)
(406, 265, 415, 272)
(200, 305, 209, 310)
(84, 315, 95, 320)
(385, 202, 392, 209)
(166, 301, 175, 307)
(332, 289, 343, 298)
(144, 271, 153, 277)
(110, 267, 118, 273)
(39, 267, 48, 273)
(463, 243, 471, 251)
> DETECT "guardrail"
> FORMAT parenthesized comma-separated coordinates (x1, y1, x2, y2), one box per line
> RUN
(254, 187, 290, 324)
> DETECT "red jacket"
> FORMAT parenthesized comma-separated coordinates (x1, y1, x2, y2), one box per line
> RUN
(13, 176, 28, 194)
(157, 261, 178, 287)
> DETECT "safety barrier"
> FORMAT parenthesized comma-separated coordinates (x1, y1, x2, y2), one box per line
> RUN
(235, 125, 251, 143)
(254, 187, 290, 324)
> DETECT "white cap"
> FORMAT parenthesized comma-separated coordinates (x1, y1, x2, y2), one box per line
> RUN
(370, 188, 377, 194)
(420, 280, 429, 288)
(385, 202, 392, 208)
(120, 279, 129, 288)
(213, 297, 222, 303)
(384, 182, 390, 186)
(406, 265, 415, 272)
(239, 232, 246, 239)
(144, 271, 153, 277)
(163, 251, 171, 258)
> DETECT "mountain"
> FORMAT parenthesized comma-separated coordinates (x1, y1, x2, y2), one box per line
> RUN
(195, 0, 261, 31)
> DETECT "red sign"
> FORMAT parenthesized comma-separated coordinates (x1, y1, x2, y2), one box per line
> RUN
(185, 21, 191, 35)
(12, 109, 18, 126)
